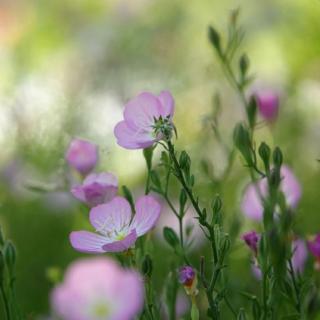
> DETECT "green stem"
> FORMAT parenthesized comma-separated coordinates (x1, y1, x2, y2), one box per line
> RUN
(0, 286, 10, 320)
(288, 259, 301, 315)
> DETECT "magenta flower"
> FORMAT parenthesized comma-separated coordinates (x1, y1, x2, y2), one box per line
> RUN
(70, 195, 161, 253)
(241, 231, 260, 256)
(51, 257, 144, 320)
(256, 89, 279, 121)
(241, 165, 301, 221)
(71, 172, 118, 207)
(114, 91, 175, 149)
(66, 138, 98, 175)
(308, 234, 320, 269)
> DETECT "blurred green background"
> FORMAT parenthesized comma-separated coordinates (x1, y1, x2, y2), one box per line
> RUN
(0, 0, 320, 317)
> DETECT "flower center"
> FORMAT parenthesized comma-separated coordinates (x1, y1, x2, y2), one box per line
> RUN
(152, 116, 173, 141)
(91, 303, 110, 317)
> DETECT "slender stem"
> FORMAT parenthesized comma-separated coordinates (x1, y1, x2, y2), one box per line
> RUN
(288, 259, 301, 314)
(0, 286, 10, 320)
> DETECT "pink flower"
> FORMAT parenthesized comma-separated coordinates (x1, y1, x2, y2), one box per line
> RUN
(256, 89, 279, 121)
(71, 172, 118, 207)
(114, 91, 175, 149)
(70, 196, 161, 253)
(241, 165, 301, 221)
(66, 139, 98, 175)
(292, 238, 308, 273)
(241, 231, 260, 256)
(51, 257, 144, 320)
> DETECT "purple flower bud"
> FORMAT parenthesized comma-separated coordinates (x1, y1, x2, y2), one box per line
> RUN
(256, 90, 279, 122)
(179, 266, 195, 286)
(241, 231, 260, 256)
(308, 234, 320, 269)
(65, 139, 98, 175)
(178, 266, 198, 296)
(71, 172, 118, 207)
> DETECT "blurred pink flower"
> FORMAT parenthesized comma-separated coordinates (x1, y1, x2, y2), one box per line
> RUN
(256, 90, 279, 121)
(155, 205, 205, 250)
(51, 257, 143, 320)
(71, 172, 118, 207)
(70, 196, 161, 253)
(114, 91, 175, 149)
(241, 165, 301, 221)
(292, 238, 308, 273)
(251, 237, 307, 280)
(66, 139, 98, 175)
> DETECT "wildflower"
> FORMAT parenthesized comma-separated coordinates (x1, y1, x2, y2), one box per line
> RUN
(178, 266, 198, 296)
(114, 91, 175, 149)
(66, 138, 98, 176)
(70, 196, 161, 253)
(51, 257, 143, 320)
(71, 172, 118, 207)
(256, 89, 279, 122)
(308, 234, 320, 270)
(241, 231, 260, 256)
(241, 165, 301, 221)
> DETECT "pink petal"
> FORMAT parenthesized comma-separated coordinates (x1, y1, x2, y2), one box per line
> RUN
(102, 229, 137, 252)
(70, 185, 86, 202)
(241, 181, 267, 221)
(158, 90, 175, 118)
(280, 165, 301, 209)
(69, 231, 109, 254)
(123, 92, 162, 130)
(131, 195, 161, 236)
(114, 120, 155, 149)
(83, 172, 118, 187)
(89, 196, 132, 232)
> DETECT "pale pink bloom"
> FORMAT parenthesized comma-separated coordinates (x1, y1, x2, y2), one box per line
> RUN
(241, 165, 301, 221)
(70, 196, 161, 253)
(114, 91, 175, 149)
(256, 89, 279, 121)
(66, 139, 98, 175)
(292, 238, 308, 273)
(71, 172, 118, 207)
(51, 257, 143, 320)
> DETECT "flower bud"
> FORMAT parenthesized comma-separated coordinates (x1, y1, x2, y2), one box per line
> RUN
(141, 254, 153, 278)
(241, 231, 260, 256)
(4, 241, 16, 272)
(66, 138, 98, 176)
(178, 266, 198, 296)
(258, 142, 271, 170)
(273, 147, 283, 169)
(256, 90, 279, 122)
(163, 227, 180, 248)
